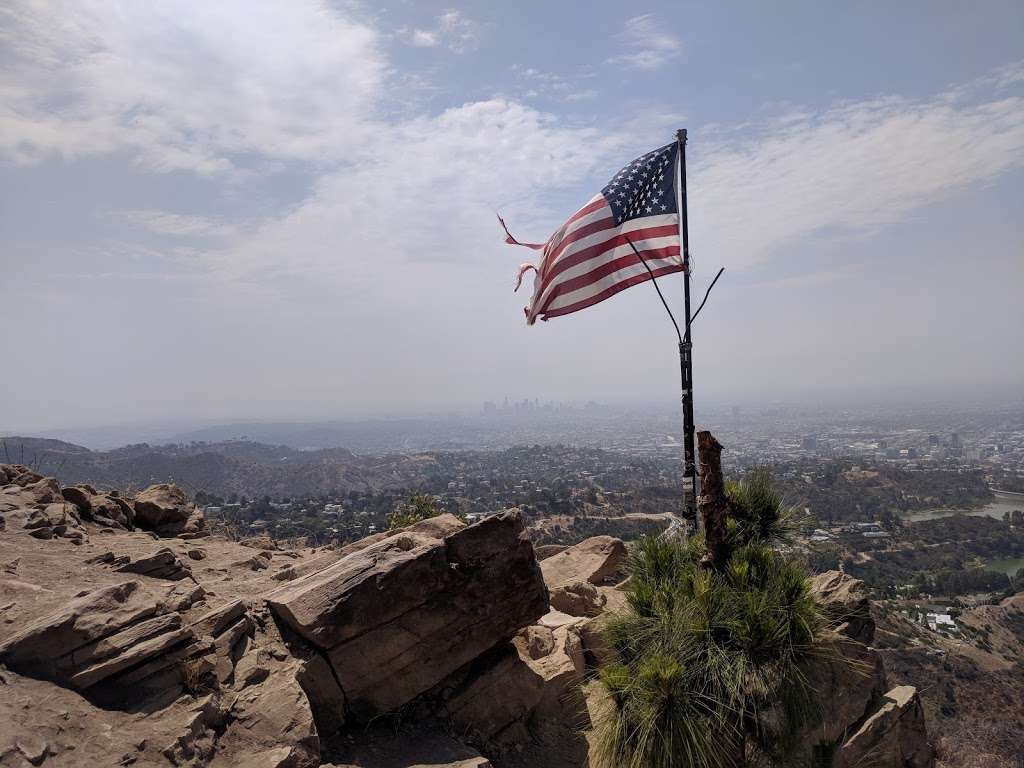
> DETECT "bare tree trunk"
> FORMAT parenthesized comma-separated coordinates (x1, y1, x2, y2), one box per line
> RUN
(697, 430, 730, 570)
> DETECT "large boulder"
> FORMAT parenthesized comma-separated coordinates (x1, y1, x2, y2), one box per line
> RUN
(754, 628, 889, 764)
(549, 581, 606, 617)
(433, 621, 590, 767)
(810, 570, 875, 645)
(86, 492, 136, 528)
(267, 511, 548, 721)
(0, 473, 63, 507)
(60, 485, 94, 512)
(540, 536, 626, 619)
(133, 483, 191, 528)
(22, 501, 86, 543)
(834, 685, 934, 768)
(540, 536, 626, 590)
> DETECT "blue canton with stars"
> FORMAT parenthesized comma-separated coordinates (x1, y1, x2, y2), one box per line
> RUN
(600, 142, 678, 226)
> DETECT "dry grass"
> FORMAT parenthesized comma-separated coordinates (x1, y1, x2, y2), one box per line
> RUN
(178, 658, 213, 696)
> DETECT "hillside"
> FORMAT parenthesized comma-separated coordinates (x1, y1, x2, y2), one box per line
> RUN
(0, 462, 933, 768)
(875, 593, 1024, 767)
(0, 436, 435, 498)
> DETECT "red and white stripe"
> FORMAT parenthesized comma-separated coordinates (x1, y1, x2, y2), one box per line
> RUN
(512, 195, 682, 324)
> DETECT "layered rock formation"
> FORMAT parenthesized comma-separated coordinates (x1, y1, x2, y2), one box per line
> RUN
(797, 571, 934, 768)
(267, 511, 549, 720)
(0, 464, 933, 768)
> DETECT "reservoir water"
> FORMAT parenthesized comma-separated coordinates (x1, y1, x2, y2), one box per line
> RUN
(898, 491, 1024, 578)
(901, 491, 1024, 524)
(984, 556, 1024, 576)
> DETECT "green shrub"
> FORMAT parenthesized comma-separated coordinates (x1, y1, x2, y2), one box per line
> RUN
(386, 492, 445, 530)
(595, 473, 828, 768)
(726, 466, 797, 548)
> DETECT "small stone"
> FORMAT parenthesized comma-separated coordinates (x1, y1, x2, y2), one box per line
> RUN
(16, 737, 50, 766)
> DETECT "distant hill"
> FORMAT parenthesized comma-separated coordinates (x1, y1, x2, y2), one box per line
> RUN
(0, 435, 433, 498)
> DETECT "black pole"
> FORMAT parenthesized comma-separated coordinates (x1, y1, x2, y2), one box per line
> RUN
(677, 129, 699, 528)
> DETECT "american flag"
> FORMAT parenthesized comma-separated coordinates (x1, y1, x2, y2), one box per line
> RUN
(502, 142, 683, 325)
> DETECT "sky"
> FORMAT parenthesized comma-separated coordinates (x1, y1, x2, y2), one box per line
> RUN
(1, 0, 1023, 433)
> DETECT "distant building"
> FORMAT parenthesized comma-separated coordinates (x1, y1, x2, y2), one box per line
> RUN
(854, 522, 881, 531)
(926, 612, 956, 632)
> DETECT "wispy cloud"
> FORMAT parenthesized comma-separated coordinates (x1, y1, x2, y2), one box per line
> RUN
(0, 0, 385, 172)
(692, 65, 1024, 271)
(401, 10, 481, 53)
(2, 0, 1022, 299)
(608, 14, 682, 71)
(409, 29, 439, 48)
(118, 210, 237, 239)
(509, 64, 597, 103)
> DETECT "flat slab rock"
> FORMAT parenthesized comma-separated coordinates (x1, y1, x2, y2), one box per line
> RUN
(0, 580, 198, 692)
(540, 535, 627, 591)
(267, 511, 548, 720)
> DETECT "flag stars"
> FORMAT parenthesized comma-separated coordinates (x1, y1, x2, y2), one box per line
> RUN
(601, 143, 676, 225)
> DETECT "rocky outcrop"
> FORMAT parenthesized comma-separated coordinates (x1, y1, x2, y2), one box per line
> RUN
(0, 581, 201, 694)
(430, 619, 590, 767)
(540, 535, 626, 588)
(0, 465, 934, 768)
(548, 580, 606, 617)
(88, 547, 194, 580)
(267, 511, 549, 721)
(761, 571, 935, 768)
(0, 466, 63, 507)
(134, 483, 208, 538)
(23, 501, 87, 543)
(80, 490, 136, 528)
(133, 484, 191, 528)
(539, 536, 626, 618)
(810, 569, 876, 645)
(834, 685, 932, 768)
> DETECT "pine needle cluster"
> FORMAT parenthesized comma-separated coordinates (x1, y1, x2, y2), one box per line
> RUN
(595, 471, 825, 768)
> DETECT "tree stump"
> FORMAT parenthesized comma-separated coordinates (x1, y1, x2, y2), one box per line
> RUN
(697, 430, 729, 570)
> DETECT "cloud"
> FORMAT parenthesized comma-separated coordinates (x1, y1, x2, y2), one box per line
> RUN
(2, 0, 1022, 302)
(194, 99, 652, 298)
(691, 66, 1024, 272)
(509, 64, 596, 103)
(410, 29, 439, 47)
(608, 14, 682, 71)
(402, 10, 481, 53)
(0, 0, 385, 172)
(118, 210, 237, 239)
(565, 89, 598, 103)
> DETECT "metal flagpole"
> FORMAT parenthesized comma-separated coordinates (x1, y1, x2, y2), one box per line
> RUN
(676, 128, 699, 530)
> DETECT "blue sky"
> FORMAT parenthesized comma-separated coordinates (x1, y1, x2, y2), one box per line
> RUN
(1, 1, 1022, 431)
